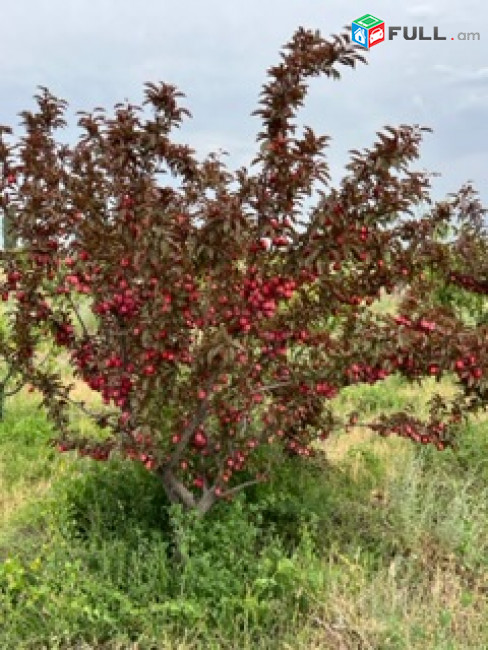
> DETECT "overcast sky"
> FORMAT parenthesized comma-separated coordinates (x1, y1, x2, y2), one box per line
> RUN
(2, 0, 487, 209)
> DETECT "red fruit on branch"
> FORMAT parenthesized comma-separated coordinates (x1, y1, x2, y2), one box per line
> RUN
(193, 477, 204, 489)
(192, 431, 208, 449)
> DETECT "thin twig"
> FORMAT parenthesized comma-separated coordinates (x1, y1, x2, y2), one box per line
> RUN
(255, 381, 294, 393)
(60, 391, 119, 423)
(218, 477, 265, 499)
(5, 379, 25, 397)
(67, 293, 89, 339)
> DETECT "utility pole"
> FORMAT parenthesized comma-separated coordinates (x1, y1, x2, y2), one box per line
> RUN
(2, 205, 17, 250)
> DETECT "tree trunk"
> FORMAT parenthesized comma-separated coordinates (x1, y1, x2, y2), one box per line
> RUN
(157, 467, 218, 564)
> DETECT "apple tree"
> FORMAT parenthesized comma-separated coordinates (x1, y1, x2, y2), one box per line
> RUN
(0, 27, 486, 516)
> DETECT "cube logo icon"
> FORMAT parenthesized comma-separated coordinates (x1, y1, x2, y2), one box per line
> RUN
(352, 14, 385, 49)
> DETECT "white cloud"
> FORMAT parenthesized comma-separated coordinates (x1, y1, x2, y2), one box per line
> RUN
(412, 94, 425, 109)
(432, 65, 488, 88)
(405, 4, 441, 19)
(456, 90, 488, 109)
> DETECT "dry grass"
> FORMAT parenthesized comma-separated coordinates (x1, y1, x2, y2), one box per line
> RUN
(303, 554, 488, 649)
(0, 476, 51, 526)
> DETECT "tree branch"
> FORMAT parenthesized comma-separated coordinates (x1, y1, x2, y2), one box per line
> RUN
(167, 376, 214, 471)
(218, 478, 265, 499)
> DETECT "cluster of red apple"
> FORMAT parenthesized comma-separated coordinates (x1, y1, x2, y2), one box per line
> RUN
(366, 407, 464, 449)
(453, 355, 483, 381)
(346, 363, 390, 385)
(449, 270, 488, 295)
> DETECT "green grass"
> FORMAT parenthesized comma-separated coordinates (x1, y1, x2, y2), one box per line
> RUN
(0, 284, 487, 648)
(1, 375, 487, 649)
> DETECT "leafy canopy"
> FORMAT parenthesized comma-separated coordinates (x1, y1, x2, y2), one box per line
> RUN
(0, 27, 486, 515)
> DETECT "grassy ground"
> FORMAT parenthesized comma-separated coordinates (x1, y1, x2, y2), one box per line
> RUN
(1, 289, 488, 648)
